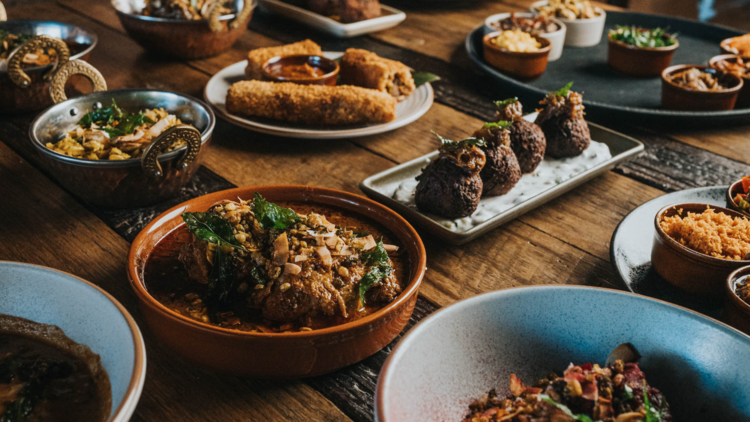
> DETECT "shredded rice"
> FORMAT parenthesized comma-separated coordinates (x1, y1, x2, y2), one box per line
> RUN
(659, 206, 750, 260)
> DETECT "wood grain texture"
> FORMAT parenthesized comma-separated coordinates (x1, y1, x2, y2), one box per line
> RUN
(0, 140, 353, 422)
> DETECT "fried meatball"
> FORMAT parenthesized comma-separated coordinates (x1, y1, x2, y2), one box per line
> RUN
(494, 98, 546, 173)
(415, 137, 486, 219)
(535, 88, 591, 159)
(472, 126, 522, 196)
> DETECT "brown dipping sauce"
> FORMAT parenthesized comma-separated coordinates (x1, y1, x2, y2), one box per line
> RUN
(0, 315, 111, 422)
(270, 62, 327, 79)
(144, 202, 409, 333)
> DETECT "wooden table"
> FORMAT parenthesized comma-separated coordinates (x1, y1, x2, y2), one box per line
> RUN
(1, 1, 748, 420)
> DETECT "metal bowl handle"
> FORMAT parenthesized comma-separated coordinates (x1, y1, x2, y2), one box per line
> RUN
(141, 125, 202, 178)
(0, 2, 7, 22)
(209, 0, 256, 32)
(8, 35, 71, 88)
(49, 60, 107, 104)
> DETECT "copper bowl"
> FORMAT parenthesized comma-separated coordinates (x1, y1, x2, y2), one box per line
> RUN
(29, 89, 215, 208)
(483, 31, 551, 80)
(710, 54, 750, 108)
(607, 30, 678, 77)
(726, 178, 750, 217)
(112, 0, 255, 59)
(725, 265, 750, 336)
(262, 55, 339, 86)
(661, 65, 743, 111)
(127, 185, 427, 378)
(0, 20, 96, 114)
(652, 203, 750, 296)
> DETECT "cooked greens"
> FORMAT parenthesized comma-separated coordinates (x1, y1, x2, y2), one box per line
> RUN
(555, 81, 574, 97)
(253, 193, 301, 230)
(77, 99, 154, 137)
(358, 264, 393, 305)
(610, 25, 676, 48)
(361, 240, 389, 264)
(206, 243, 238, 309)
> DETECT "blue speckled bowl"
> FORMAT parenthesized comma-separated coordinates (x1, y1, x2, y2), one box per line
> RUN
(376, 286, 750, 421)
(0, 262, 146, 421)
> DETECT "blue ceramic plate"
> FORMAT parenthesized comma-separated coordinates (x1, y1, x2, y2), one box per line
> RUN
(0, 262, 146, 421)
(376, 286, 750, 422)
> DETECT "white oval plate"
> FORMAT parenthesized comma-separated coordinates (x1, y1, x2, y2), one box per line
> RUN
(203, 52, 434, 139)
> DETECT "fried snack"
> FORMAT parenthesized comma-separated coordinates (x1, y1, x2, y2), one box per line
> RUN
(245, 40, 323, 80)
(226, 80, 397, 126)
(339, 48, 416, 101)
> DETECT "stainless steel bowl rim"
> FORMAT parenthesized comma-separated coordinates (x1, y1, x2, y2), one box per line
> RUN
(0, 20, 98, 76)
(113, 0, 254, 24)
(29, 89, 216, 169)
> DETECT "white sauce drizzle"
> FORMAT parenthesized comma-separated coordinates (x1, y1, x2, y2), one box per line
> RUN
(391, 140, 612, 233)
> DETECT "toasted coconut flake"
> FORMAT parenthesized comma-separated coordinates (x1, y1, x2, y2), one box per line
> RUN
(284, 263, 302, 275)
(273, 233, 289, 265)
(314, 246, 333, 269)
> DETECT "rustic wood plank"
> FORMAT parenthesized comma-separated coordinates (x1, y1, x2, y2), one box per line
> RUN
(0, 139, 353, 422)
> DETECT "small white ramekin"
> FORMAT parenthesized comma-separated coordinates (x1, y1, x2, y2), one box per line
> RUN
(484, 12, 567, 61)
(530, 1, 606, 47)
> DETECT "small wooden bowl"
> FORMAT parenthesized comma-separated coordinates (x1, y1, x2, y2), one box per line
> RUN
(652, 203, 750, 296)
(661, 65, 743, 111)
(725, 178, 750, 217)
(710, 54, 750, 108)
(483, 31, 551, 80)
(128, 185, 427, 378)
(720, 34, 750, 60)
(607, 30, 678, 77)
(725, 265, 750, 336)
(262, 55, 339, 86)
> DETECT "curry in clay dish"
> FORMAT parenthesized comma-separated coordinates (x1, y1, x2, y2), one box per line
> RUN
(145, 194, 408, 333)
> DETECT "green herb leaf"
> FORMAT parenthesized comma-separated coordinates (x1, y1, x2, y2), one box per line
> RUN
(252, 193, 301, 230)
(251, 266, 268, 286)
(540, 395, 601, 422)
(77, 99, 124, 128)
(206, 244, 237, 309)
(610, 25, 676, 48)
(555, 82, 574, 97)
(116, 112, 154, 135)
(361, 240, 389, 264)
(101, 127, 126, 139)
(432, 131, 486, 148)
(352, 231, 370, 238)
(643, 380, 663, 422)
(358, 264, 392, 306)
(483, 120, 513, 129)
(493, 98, 519, 108)
(181, 212, 245, 249)
(412, 71, 441, 87)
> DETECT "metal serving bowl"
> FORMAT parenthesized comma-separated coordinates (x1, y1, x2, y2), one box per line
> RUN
(0, 20, 97, 113)
(30, 89, 215, 208)
(112, 0, 255, 59)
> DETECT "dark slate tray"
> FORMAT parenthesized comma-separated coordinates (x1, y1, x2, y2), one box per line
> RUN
(465, 11, 750, 127)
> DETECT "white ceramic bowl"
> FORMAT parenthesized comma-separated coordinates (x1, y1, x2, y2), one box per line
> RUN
(530, 0, 606, 47)
(376, 286, 750, 421)
(484, 12, 566, 61)
(0, 262, 147, 422)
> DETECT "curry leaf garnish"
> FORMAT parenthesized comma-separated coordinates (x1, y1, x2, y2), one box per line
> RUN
(206, 244, 237, 309)
(358, 264, 392, 306)
(116, 112, 154, 135)
(483, 120, 513, 129)
(101, 127, 126, 138)
(361, 240, 389, 264)
(432, 131, 486, 148)
(77, 99, 153, 137)
(251, 266, 268, 286)
(252, 193, 301, 230)
(643, 380, 663, 422)
(181, 212, 245, 250)
(352, 231, 370, 238)
(493, 97, 519, 108)
(412, 71, 441, 87)
(540, 395, 599, 422)
(77, 99, 124, 128)
(555, 82, 574, 97)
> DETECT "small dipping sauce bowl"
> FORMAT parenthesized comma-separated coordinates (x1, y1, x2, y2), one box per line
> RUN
(262, 55, 339, 86)
(661, 65, 743, 111)
(726, 177, 750, 217)
(607, 29, 678, 77)
(652, 203, 750, 297)
(710, 54, 750, 108)
(483, 31, 551, 80)
(725, 266, 750, 336)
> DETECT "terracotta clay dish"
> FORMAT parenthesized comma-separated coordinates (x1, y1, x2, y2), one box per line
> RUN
(128, 185, 426, 378)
